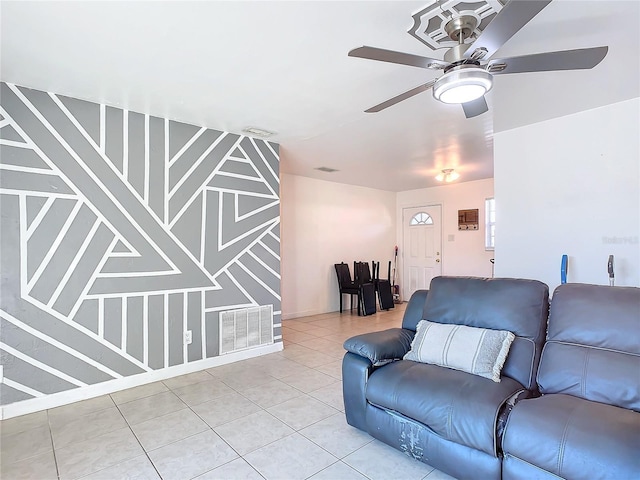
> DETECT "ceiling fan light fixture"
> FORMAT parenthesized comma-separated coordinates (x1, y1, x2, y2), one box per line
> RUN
(433, 66, 493, 104)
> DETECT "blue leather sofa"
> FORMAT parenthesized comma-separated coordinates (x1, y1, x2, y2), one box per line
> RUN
(342, 277, 640, 480)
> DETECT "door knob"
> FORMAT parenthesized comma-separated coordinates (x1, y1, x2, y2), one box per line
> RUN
(436, 259, 440, 263)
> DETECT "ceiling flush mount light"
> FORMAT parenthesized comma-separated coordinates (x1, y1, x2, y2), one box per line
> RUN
(432, 65, 493, 104)
(435, 168, 460, 182)
(242, 127, 276, 138)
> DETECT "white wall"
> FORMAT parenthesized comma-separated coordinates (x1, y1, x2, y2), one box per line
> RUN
(280, 174, 396, 319)
(494, 97, 640, 293)
(396, 178, 495, 295)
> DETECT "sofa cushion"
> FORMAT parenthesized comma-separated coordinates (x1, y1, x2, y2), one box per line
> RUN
(503, 394, 640, 479)
(538, 284, 640, 411)
(366, 360, 525, 456)
(422, 277, 549, 390)
(404, 320, 515, 382)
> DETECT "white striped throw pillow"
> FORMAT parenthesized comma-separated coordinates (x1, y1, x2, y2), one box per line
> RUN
(403, 320, 515, 382)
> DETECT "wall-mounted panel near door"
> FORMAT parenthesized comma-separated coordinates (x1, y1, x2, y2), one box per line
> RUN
(402, 205, 442, 301)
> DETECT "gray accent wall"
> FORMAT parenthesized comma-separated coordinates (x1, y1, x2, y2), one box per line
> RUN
(0, 83, 281, 406)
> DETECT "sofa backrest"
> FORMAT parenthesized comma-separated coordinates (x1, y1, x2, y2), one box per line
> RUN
(537, 283, 640, 411)
(405, 276, 549, 390)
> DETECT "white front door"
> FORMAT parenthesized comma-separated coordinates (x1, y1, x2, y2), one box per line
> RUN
(402, 205, 442, 301)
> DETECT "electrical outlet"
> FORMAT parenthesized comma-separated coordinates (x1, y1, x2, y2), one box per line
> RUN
(184, 330, 192, 345)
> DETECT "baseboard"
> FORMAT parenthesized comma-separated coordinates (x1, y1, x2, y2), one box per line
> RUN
(282, 309, 321, 320)
(0, 342, 283, 420)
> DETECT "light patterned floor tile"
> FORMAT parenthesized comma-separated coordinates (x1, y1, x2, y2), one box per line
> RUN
(110, 381, 168, 405)
(51, 406, 127, 449)
(55, 427, 143, 480)
(191, 392, 263, 428)
(308, 461, 368, 480)
(0, 410, 48, 436)
(0, 449, 58, 480)
(0, 424, 52, 464)
(118, 391, 186, 425)
(79, 454, 160, 480)
(343, 440, 435, 480)
(171, 378, 235, 406)
(148, 430, 238, 480)
(244, 433, 337, 480)
(279, 369, 336, 393)
(162, 370, 213, 390)
(214, 410, 294, 455)
(267, 395, 338, 431)
(308, 381, 345, 411)
(239, 379, 304, 408)
(193, 458, 264, 480)
(300, 413, 372, 458)
(48, 395, 115, 427)
(130, 407, 208, 451)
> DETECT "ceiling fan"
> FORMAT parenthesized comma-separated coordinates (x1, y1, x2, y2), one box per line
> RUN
(349, 0, 608, 118)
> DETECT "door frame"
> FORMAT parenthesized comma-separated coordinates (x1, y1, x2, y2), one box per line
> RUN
(401, 203, 444, 302)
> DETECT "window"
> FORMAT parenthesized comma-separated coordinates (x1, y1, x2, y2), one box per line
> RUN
(485, 198, 495, 250)
(410, 212, 433, 225)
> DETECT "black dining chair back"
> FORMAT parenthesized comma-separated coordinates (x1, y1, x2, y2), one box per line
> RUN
(334, 263, 359, 313)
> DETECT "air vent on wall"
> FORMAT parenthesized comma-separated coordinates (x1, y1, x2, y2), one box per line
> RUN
(315, 167, 339, 173)
(219, 305, 274, 354)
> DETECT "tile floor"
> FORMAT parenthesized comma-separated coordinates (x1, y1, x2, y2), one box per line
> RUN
(0, 304, 455, 480)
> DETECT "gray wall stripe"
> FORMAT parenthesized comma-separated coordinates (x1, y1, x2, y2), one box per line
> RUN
(170, 191, 202, 260)
(0, 351, 79, 394)
(126, 296, 144, 362)
(27, 198, 77, 281)
(220, 159, 260, 178)
(53, 222, 115, 316)
(127, 111, 145, 197)
(148, 116, 165, 220)
(72, 299, 99, 333)
(168, 293, 184, 367)
(187, 291, 203, 362)
(0, 318, 114, 385)
(58, 95, 100, 145)
(0, 383, 33, 404)
(168, 120, 201, 159)
(169, 129, 223, 190)
(168, 133, 240, 220)
(105, 106, 123, 173)
(208, 174, 274, 196)
(29, 204, 97, 305)
(251, 242, 280, 274)
(103, 297, 123, 348)
(147, 294, 165, 370)
(0, 144, 49, 168)
(205, 311, 220, 358)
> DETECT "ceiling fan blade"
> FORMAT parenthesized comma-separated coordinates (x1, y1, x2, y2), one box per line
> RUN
(462, 97, 489, 118)
(488, 46, 608, 75)
(365, 80, 436, 113)
(349, 46, 449, 70)
(464, 0, 553, 60)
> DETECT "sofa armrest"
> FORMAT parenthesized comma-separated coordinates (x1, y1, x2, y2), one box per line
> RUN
(343, 328, 415, 366)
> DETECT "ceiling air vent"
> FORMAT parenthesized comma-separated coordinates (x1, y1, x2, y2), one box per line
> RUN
(242, 127, 276, 138)
(315, 167, 339, 173)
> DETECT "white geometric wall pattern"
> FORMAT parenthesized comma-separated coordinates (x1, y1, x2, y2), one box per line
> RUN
(0, 83, 280, 406)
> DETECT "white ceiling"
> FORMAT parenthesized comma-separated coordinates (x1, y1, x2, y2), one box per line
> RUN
(1, 1, 638, 192)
